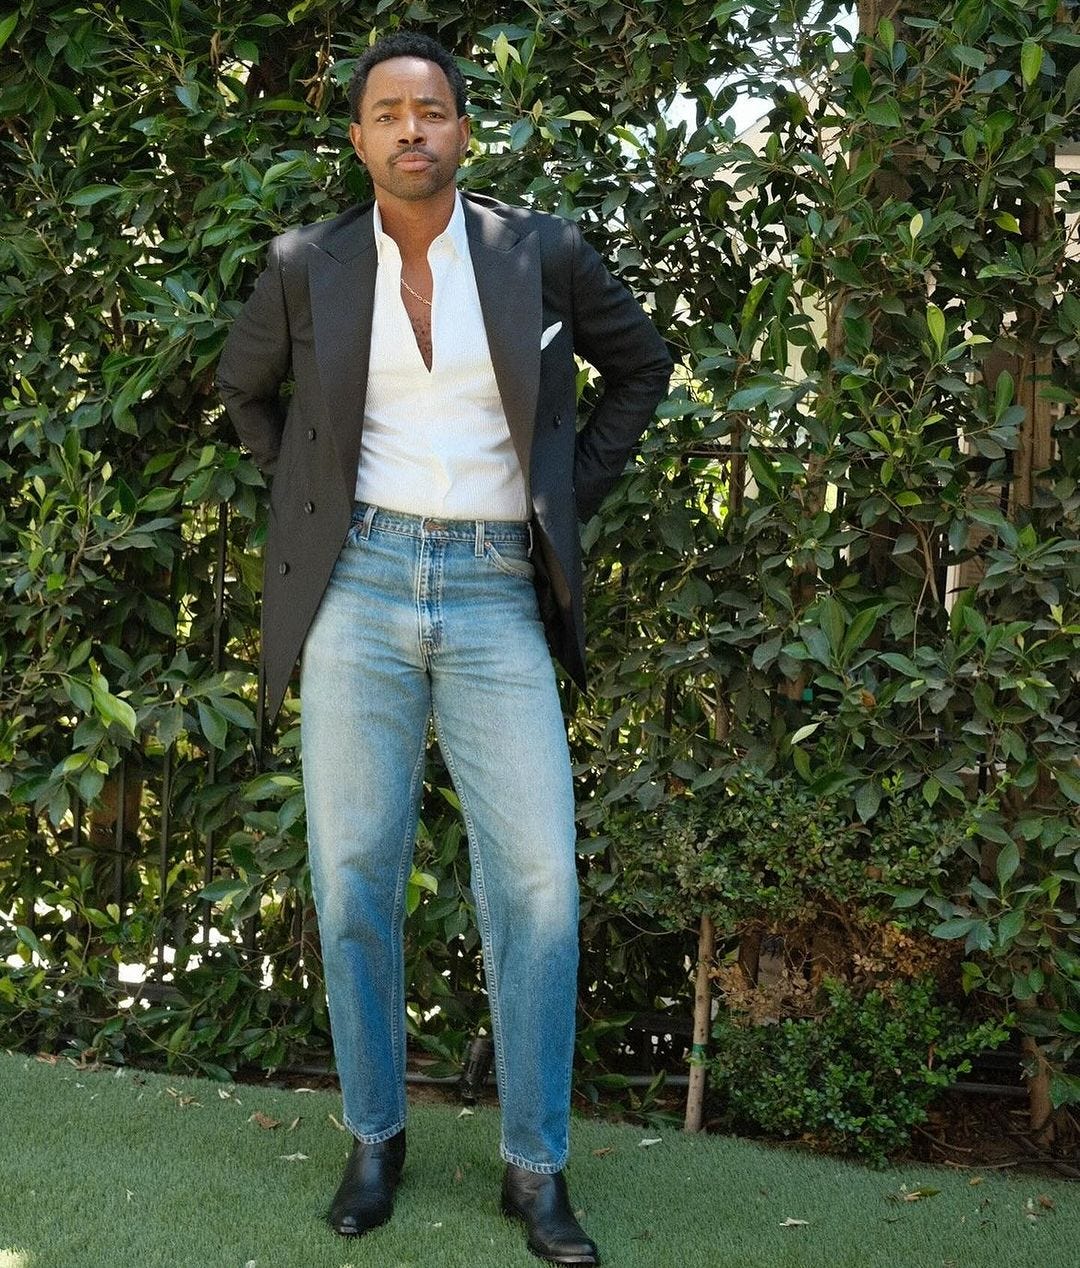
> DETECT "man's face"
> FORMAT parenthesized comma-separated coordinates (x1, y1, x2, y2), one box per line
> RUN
(350, 57, 469, 205)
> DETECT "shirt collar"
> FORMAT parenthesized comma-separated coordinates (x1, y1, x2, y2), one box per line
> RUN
(372, 191, 468, 264)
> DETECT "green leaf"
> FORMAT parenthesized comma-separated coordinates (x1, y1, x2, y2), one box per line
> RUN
(926, 302, 946, 352)
(197, 701, 227, 750)
(932, 917, 976, 939)
(262, 159, 304, 187)
(1054, 765, 1080, 804)
(828, 257, 867, 287)
(997, 908, 1025, 947)
(996, 840, 1020, 886)
(728, 383, 774, 411)
(864, 100, 901, 129)
(508, 119, 534, 150)
(790, 722, 820, 745)
(15, 925, 45, 960)
(200, 877, 248, 903)
(1066, 60, 1080, 109)
(855, 780, 883, 823)
(890, 887, 927, 909)
(68, 184, 124, 207)
(746, 445, 779, 494)
(973, 69, 1011, 93)
(493, 30, 511, 72)
(409, 867, 439, 895)
(818, 596, 845, 656)
(90, 672, 137, 737)
(0, 12, 18, 50)
(952, 45, 986, 71)
(1050, 1072, 1080, 1109)
(1020, 40, 1042, 88)
(880, 652, 919, 676)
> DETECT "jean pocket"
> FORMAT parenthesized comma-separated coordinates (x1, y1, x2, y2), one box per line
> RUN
(483, 541, 535, 581)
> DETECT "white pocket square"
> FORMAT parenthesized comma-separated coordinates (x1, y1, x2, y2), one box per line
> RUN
(540, 321, 562, 350)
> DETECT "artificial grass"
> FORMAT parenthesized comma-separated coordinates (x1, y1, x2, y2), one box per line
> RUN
(0, 1050, 1075, 1268)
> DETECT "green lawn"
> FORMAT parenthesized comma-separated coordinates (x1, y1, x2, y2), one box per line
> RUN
(0, 1049, 1075, 1268)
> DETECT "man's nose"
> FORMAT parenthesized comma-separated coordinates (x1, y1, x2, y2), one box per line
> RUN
(398, 112, 425, 144)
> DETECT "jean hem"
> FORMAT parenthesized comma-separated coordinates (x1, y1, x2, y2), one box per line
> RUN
(501, 1145, 567, 1174)
(343, 1114, 406, 1145)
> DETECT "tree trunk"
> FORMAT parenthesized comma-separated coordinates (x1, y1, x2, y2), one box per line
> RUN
(684, 913, 716, 1133)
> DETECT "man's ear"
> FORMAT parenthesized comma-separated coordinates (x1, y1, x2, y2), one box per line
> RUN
(349, 121, 366, 164)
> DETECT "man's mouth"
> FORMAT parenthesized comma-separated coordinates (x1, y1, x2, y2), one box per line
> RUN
(394, 151, 434, 170)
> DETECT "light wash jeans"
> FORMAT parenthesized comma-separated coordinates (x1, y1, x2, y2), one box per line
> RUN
(300, 503, 580, 1173)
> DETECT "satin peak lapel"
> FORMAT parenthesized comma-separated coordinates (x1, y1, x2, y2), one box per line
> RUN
(464, 200, 542, 487)
(308, 218, 377, 500)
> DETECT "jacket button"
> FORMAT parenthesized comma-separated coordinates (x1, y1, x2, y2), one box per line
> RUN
(304, 501, 314, 514)
(306, 428, 316, 440)
(553, 413, 562, 428)
(279, 562, 289, 576)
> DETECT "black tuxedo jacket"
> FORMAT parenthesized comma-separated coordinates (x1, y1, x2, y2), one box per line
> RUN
(217, 191, 673, 725)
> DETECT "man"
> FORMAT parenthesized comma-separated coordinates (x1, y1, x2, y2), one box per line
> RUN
(217, 30, 671, 1266)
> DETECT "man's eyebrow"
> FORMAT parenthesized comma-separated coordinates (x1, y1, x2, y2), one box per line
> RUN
(367, 95, 450, 110)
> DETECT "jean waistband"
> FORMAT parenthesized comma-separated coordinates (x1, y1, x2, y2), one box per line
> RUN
(351, 502, 532, 550)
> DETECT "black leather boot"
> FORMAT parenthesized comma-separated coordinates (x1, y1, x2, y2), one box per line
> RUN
(328, 1129, 406, 1236)
(502, 1164, 600, 1265)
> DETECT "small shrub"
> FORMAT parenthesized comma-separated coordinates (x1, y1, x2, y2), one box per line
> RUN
(709, 977, 1009, 1166)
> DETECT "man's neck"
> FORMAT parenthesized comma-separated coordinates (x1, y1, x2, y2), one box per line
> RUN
(376, 187, 457, 257)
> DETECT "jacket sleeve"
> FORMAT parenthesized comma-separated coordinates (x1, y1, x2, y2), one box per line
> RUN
(216, 237, 291, 475)
(568, 226, 673, 521)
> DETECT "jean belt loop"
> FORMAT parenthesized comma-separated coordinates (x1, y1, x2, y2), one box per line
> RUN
(526, 521, 534, 556)
(475, 520, 485, 557)
(361, 503, 376, 540)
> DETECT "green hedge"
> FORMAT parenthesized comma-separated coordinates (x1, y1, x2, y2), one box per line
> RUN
(2, 0, 1079, 1147)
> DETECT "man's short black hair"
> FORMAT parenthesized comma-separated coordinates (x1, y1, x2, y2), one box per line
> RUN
(347, 32, 467, 122)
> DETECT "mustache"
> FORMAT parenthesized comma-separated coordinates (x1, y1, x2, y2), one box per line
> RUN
(392, 146, 437, 163)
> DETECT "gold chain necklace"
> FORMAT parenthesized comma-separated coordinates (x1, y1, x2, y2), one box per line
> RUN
(400, 275, 432, 308)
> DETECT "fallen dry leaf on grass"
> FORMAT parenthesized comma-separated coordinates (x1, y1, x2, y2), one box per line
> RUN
(327, 1113, 346, 1132)
(592, 1147, 615, 1158)
(165, 1087, 201, 1107)
(277, 1152, 309, 1162)
(779, 1217, 809, 1228)
(903, 1187, 941, 1202)
(638, 1138, 662, 1148)
(249, 1111, 280, 1129)
(1025, 1195, 1055, 1220)
(887, 1184, 940, 1203)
